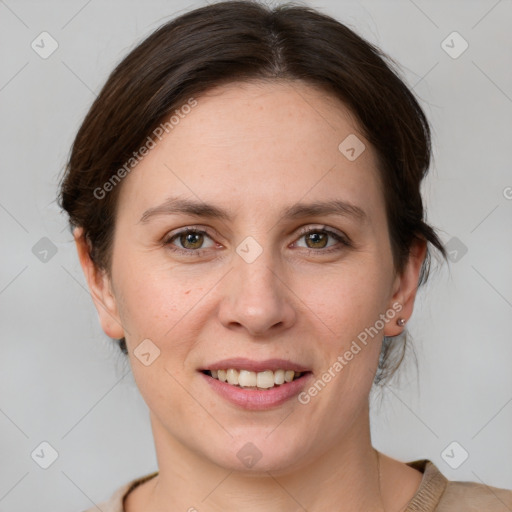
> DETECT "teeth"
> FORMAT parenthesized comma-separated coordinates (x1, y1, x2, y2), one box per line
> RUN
(207, 369, 303, 389)
(238, 370, 257, 387)
(226, 369, 239, 385)
(274, 369, 285, 385)
(284, 370, 295, 383)
(256, 370, 274, 389)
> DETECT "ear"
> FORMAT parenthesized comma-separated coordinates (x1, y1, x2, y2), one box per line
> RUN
(73, 227, 125, 339)
(384, 238, 427, 337)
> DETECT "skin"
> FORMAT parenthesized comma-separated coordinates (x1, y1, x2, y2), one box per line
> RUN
(75, 80, 426, 511)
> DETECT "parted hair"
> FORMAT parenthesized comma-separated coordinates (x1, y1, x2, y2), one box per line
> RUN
(58, 0, 447, 384)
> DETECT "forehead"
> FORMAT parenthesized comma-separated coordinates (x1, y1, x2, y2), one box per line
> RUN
(116, 80, 384, 223)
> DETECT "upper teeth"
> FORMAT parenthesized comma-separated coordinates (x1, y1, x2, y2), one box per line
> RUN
(210, 369, 301, 389)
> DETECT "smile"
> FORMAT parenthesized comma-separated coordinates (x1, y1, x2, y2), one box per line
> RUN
(202, 369, 305, 390)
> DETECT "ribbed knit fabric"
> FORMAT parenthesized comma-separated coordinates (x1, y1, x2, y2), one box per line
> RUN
(405, 460, 449, 510)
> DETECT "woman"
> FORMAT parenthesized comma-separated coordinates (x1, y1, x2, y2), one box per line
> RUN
(58, 1, 512, 511)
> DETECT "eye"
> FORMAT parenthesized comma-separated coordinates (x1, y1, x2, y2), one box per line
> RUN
(162, 225, 351, 257)
(163, 228, 216, 255)
(293, 226, 351, 253)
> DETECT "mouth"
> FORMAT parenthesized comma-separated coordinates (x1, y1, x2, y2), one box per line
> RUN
(199, 358, 313, 410)
(201, 368, 309, 390)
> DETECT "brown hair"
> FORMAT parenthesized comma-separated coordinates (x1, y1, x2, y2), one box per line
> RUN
(58, 0, 446, 383)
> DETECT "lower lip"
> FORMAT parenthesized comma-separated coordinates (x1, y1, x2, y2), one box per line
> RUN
(200, 372, 313, 411)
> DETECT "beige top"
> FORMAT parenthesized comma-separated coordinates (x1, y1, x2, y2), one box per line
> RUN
(81, 460, 512, 511)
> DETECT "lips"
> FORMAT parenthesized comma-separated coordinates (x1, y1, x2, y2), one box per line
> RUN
(201, 357, 311, 373)
(199, 358, 312, 403)
(200, 369, 313, 410)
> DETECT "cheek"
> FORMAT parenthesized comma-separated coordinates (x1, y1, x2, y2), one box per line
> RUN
(297, 257, 394, 337)
(111, 244, 216, 341)
(114, 242, 393, 352)
(115, 264, 210, 417)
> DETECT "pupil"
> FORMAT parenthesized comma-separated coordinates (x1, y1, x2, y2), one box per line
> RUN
(182, 232, 203, 249)
(307, 232, 327, 248)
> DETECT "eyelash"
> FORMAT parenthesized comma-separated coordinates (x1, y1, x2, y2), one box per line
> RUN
(162, 225, 352, 257)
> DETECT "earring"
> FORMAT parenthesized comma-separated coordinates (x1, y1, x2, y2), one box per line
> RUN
(396, 318, 406, 327)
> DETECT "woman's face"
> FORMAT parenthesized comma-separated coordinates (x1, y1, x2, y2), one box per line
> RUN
(82, 81, 422, 474)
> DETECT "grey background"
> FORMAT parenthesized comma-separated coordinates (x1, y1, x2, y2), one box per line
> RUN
(0, 0, 511, 510)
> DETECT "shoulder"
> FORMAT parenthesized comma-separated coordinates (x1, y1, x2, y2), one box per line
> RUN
(80, 485, 128, 512)
(439, 479, 512, 511)
(405, 459, 512, 512)
(79, 471, 159, 512)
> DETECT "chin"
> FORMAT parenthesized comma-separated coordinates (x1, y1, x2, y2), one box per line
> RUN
(203, 429, 313, 475)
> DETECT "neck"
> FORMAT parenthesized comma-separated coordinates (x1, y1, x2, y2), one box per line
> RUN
(141, 403, 385, 512)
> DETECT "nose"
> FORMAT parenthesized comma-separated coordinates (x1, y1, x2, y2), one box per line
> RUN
(217, 250, 297, 337)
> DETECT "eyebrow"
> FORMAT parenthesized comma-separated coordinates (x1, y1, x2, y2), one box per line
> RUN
(138, 196, 367, 224)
